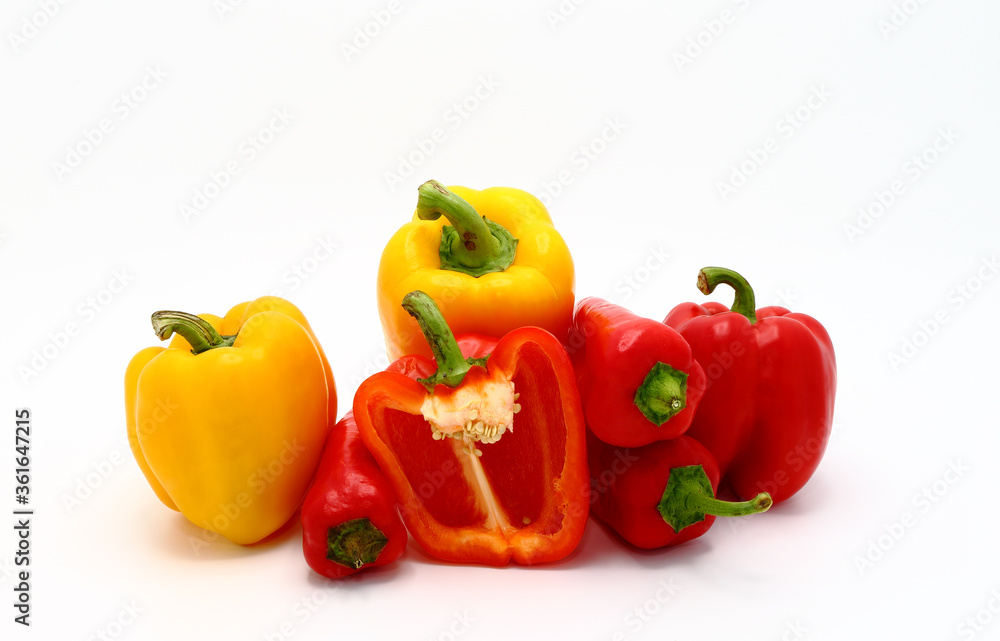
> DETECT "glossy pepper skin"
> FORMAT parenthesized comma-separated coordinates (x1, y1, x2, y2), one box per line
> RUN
(569, 298, 707, 447)
(588, 432, 771, 549)
(125, 297, 334, 545)
(355, 292, 589, 566)
(664, 267, 836, 504)
(301, 412, 407, 579)
(377, 180, 575, 361)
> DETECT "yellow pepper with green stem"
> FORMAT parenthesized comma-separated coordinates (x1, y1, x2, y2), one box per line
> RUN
(377, 180, 575, 360)
(125, 296, 335, 545)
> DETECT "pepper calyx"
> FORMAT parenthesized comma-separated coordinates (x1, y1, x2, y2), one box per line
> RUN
(415, 180, 518, 278)
(326, 518, 388, 569)
(633, 361, 688, 426)
(657, 465, 772, 532)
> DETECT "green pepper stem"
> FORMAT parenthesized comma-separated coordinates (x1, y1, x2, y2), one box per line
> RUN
(697, 266, 757, 324)
(686, 490, 773, 518)
(415, 180, 518, 278)
(150, 311, 236, 354)
(633, 362, 688, 426)
(657, 464, 771, 532)
(401, 291, 487, 392)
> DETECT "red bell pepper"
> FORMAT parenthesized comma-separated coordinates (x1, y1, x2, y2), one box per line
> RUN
(569, 297, 707, 447)
(301, 412, 407, 579)
(354, 291, 589, 566)
(664, 267, 837, 504)
(588, 431, 771, 549)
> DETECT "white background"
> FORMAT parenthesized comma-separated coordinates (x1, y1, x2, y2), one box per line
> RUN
(2, 0, 999, 639)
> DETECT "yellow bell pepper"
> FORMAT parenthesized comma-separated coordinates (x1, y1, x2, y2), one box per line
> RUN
(124, 296, 335, 545)
(377, 180, 575, 360)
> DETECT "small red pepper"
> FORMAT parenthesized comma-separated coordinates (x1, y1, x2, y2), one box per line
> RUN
(354, 291, 589, 566)
(588, 431, 771, 549)
(301, 412, 407, 579)
(569, 297, 707, 447)
(664, 266, 837, 504)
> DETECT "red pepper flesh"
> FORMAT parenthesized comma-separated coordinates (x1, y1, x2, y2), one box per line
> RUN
(354, 292, 589, 566)
(301, 412, 407, 579)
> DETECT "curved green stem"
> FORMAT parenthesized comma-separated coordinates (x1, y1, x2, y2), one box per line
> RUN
(327, 518, 388, 569)
(697, 266, 757, 324)
(634, 362, 688, 426)
(687, 489, 772, 517)
(415, 180, 517, 277)
(657, 465, 772, 532)
(401, 291, 487, 392)
(150, 311, 236, 354)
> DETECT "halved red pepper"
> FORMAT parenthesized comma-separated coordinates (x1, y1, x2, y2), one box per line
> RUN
(569, 297, 707, 447)
(301, 411, 407, 579)
(588, 431, 771, 549)
(354, 291, 589, 566)
(664, 267, 837, 504)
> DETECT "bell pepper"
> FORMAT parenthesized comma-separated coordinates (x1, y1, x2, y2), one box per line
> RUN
(377, 180, 575, 361)
(125, 296, 334, 544)
(664, 267, 836, 504)
(354, 291, 589, 566)
(569, 297, 707, 447)
(588, 431, 771, 549)
(301, 411, 407, 579)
